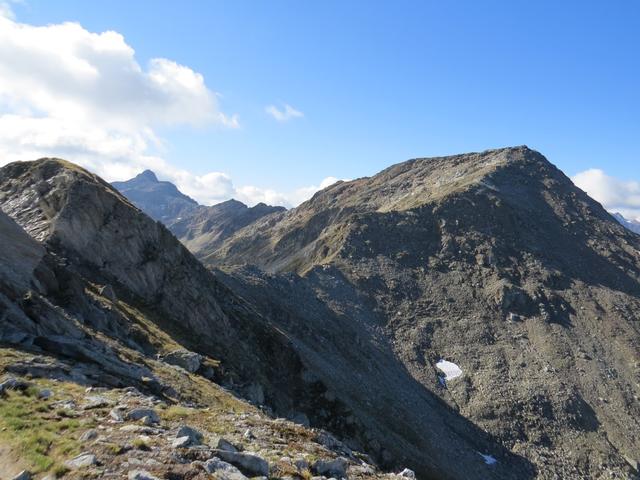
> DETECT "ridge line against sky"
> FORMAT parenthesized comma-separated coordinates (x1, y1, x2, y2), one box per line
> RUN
(0, 1, 638, 217)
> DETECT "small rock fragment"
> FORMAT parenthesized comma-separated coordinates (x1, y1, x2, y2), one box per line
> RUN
(79, 429, 98, 442)
(126, 408, 159, 424)
(11, 471, 32, 480)
(64, 452, 97, 469)
(172, 436, 191, 448)
(217, 437, 238, 452)
(38, 388, 53, 400)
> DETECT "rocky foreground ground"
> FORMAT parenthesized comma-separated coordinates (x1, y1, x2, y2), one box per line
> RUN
(0, 346, 409, 480)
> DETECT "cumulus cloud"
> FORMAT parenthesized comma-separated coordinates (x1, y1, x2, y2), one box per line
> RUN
(233, 176, 345, 207)
(0, 15, 243, 201)
(265, 103, 304, 122)
(572, 169, 640, 221)
(0, 14, 329, 208)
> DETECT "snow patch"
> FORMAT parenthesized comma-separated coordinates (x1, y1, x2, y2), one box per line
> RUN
(435, 359, 463, 380)
(478, 453, 497, 465)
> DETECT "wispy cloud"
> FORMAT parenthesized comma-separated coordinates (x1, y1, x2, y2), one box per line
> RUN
(265, 103, 304, 122)
(572, 168, 640, 221)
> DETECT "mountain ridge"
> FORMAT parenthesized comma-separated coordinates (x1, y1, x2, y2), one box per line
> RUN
(0, 157, 533, 480)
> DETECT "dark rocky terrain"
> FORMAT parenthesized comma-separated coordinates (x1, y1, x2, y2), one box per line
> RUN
(1, 148, 639, 480)
(614, 212, 640, 234)
(112, 170, 285, 258)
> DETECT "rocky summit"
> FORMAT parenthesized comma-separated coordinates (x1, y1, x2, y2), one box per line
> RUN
(0, 148, 639, 480)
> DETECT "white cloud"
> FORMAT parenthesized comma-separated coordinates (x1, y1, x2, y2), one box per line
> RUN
(572, 169, 640, 221)
(265, 103, 304, 122)
(0, 14, 332, 209)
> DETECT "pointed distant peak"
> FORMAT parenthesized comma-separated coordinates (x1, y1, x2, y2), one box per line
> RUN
(135, 169, 159, 182)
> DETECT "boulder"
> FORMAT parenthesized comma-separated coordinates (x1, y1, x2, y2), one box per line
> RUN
(203, 458, 249, 480)
(79, 429, 98, 442)
(177, 425, 204, 445)
(215, 450, 269, 477)
(64, 452, 97, 469)
(126, 408, 159, 424)
(162, 349, 202, 373)
(312, 457, 348, 478)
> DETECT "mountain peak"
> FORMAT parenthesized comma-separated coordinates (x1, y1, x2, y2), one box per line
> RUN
(135, 169, 159, 182)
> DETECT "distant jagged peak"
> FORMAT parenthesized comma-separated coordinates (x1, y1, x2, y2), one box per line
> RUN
(613, 212, 640, 234)
(134, 169, 159, 183)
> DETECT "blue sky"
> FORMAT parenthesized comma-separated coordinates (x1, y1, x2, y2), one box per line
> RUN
(1, 1, 639, 214)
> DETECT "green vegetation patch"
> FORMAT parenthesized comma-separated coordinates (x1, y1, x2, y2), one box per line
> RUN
(0, 380, 84, 474)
